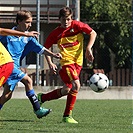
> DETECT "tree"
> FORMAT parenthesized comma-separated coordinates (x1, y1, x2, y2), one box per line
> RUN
(80, 0, 131, 69)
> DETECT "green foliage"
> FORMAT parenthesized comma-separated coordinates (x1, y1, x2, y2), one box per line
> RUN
(80, 0, 131, 68)
(0, 99, 132, 133)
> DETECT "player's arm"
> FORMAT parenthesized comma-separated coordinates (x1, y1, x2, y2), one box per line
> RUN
(43, 47, 62, 59)
(85, 29, 97, 62)
(45, 55, 58, 74)
(42, 31, 59, 74)
(0, 28, 39, 37)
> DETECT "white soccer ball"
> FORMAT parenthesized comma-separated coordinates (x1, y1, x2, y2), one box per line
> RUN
(89, 73, 109, 93)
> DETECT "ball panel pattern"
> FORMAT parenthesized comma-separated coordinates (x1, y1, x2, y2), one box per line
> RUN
(89, 73, 109, 93)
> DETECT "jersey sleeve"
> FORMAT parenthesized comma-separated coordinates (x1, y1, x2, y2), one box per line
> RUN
(76, 21, 92, 35)
(44, 31, 57, 49)
(20, 37, 44, 60)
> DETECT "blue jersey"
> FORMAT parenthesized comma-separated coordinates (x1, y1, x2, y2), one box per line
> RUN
(0, 34, 44, 68)
(0, 29, 45, 90)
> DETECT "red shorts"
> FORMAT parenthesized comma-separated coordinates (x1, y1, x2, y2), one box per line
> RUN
(59, 63, 82, 88)
(0, 62, 14, 87)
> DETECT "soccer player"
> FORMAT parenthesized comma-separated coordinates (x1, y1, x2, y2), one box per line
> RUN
(37, 6, 97, 123)
(0, 10, 61, 118)
(0, 28, 39, 88)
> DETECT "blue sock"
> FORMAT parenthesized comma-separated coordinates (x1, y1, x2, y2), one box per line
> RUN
(0, 104, 3, 110)
(26, 89, 40, 111)
(26, 89, 35, 97)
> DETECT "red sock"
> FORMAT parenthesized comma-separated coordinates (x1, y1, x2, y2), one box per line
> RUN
(63, 89, 78, 117)
(41, 88, 62, 102)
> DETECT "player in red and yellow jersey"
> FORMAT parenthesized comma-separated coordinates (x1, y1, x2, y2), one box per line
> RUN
(0, 28, 39, 87)
(37, 6, 97, 123)
(0, 42, 13, 87)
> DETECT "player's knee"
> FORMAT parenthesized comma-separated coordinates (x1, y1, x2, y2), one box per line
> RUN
(73, 82, 80, 91)
(64, 89, 70, 94)
(72, 80, 81, 91)
(22, 76, 32, 86)
(27, 77, 32, 85)
(5, 93, 12, 100)
(61, 88, 70, 95)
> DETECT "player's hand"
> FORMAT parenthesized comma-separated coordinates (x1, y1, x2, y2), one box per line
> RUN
(85, 48, 94, 63)
(49, 63, 58, 74)
(26, 31, 39, 38)
(54, 53, 62, 59)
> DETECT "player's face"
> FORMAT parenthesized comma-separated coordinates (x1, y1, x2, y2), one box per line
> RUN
(60, 15, 72, 29)
(18, 17, 32, 32)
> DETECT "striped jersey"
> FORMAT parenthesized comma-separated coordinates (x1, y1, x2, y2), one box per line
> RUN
(0, 42, 13, 66)
(44, 20, 92, 66)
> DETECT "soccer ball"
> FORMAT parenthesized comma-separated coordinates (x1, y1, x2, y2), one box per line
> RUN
(89, 73, 109, 93)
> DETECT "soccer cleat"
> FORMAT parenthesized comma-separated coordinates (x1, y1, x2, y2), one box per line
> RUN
(34, 107, 52, 119)
(62, 116, 78, 124)
(37, 93, 43, 106)
(62, 110, 78, 124)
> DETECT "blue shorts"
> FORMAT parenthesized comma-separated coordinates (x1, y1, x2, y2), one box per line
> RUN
(6, 66, 26, 91)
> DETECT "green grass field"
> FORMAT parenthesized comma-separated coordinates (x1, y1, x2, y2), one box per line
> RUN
(0, 99, 132, 133)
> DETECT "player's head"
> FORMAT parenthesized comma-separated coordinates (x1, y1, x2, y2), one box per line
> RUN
(16, 10, 32, 32)
(59, 7, 73, 29)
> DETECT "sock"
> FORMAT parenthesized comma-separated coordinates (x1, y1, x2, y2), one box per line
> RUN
(41, 88, 62, 102)
(0, 104, 3, 110)
(26, 89, 40, 111)
(63, 89, 78, 117)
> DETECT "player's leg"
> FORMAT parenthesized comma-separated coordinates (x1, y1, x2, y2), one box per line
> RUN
(62, 64, 81, 123)
(0, 62, 14, 87)
(0, 84, 13, 110)
(0, 66, 25, 109)
(21, 75, 51, 118)
(0, 62, 14, 110)
(62, 80, 80, 124)
(37, 67, 71, 104)
(37, 86, 69, 105)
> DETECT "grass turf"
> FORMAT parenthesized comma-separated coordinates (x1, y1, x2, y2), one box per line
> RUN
(0, 99, 132, 133)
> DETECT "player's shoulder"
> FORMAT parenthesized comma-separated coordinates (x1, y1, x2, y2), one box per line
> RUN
(48, 26, 62, 37)
(52, 26, 61, 33)
(72, 20, 84, 25)
(72, 20, 86, 29)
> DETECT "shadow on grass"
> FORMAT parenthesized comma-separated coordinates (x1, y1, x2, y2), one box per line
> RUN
(0, 119, 34, 122)
(0, 126, 60, 133)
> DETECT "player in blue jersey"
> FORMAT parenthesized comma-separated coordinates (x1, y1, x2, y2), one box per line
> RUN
(0, 28, 39, 88)
(0, 10, 61, 118)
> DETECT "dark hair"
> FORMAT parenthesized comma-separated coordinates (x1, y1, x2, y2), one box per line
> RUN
(16, 10, 32, 24)
(59, 6, 73, 19)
